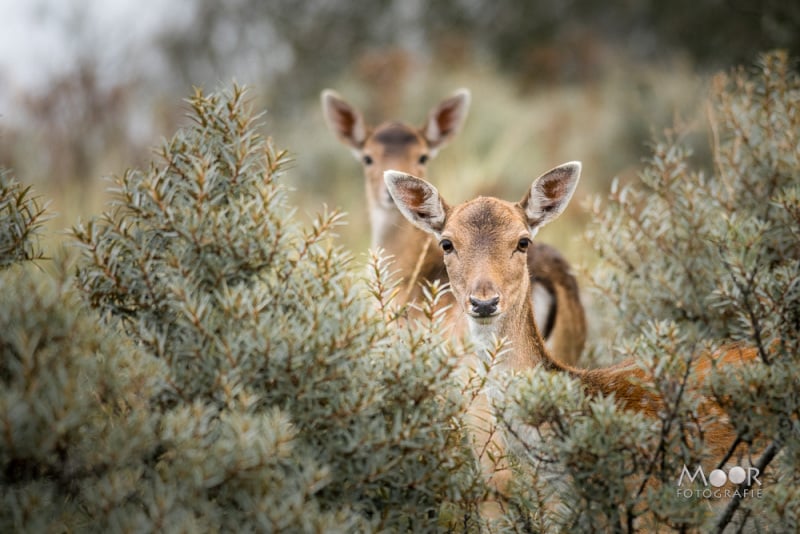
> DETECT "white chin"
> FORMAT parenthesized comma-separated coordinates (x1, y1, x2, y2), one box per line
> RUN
(467, 316, 499, 351)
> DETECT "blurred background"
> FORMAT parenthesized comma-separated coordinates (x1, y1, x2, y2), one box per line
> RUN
(0, 0, 797, 263)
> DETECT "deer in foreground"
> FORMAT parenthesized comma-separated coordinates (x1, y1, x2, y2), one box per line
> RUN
(385, 162, 757, 520)
(322, 89, 586, 364)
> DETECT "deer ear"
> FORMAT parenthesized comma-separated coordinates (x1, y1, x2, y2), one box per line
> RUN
(321, 89, 368, 152)
(384, 171, 448, 235)
(519, 162, 581, 234)
(422, 89, 470, 155)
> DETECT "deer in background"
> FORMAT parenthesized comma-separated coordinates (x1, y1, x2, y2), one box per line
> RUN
(322, 89, 586, 364)
(385, 162, 757, 520)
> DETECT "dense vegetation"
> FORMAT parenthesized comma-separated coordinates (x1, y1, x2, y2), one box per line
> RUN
(2, 86, 484, 531)
(498, 50, 800, 532)
(1, 52, 797, 532)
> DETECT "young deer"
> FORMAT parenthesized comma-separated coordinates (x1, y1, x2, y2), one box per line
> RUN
(322, 90, 587, 364)
(385, 162, 756, 519)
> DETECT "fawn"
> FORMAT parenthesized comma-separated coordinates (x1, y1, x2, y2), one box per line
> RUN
(322, 90, 586, 363)
(385, 162, 756, 520)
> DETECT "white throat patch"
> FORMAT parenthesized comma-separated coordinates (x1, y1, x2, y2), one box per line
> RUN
(468, 318, 497, 357)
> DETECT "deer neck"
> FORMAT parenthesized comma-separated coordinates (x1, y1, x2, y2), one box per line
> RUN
(498, 286, 656, 410)
(371, 206, 448, 303)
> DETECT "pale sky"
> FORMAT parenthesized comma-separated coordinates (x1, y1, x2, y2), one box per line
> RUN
(0, 0, 189, 121)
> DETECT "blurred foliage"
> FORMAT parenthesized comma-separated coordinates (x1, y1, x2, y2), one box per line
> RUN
(0, 170, 49, 266)
(2, 0, 795, 268)
(158, 0, 800, 101)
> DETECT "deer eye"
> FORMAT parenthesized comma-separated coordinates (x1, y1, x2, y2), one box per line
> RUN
(363, 155, 374, 165)
(516, 237, 530, 252)
(418, 154, 429, 165)
(440, 239, 455, 254)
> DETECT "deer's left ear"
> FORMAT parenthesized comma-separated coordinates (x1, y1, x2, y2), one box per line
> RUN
(384, 171, 449, 235)
(519, 161, 581, 234)
(422, 89, 471, 156)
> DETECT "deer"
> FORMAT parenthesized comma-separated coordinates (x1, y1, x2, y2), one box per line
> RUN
(322, 89, 587, 364)
(384, 162, 758, 521)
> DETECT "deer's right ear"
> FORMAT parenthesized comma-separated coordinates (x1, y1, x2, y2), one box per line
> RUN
(321, 89, 368, 152)
(384, 171, 448, 235)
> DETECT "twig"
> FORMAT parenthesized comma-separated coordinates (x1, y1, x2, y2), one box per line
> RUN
(715, 435, 743, 471)
(404, 235, 434, 301)
(714, 439, 781, 533)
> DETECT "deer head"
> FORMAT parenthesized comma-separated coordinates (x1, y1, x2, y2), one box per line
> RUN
(321, 89, 470, 246)
(384, 162, 581, 347)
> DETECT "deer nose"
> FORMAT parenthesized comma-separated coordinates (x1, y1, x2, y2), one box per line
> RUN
(469, 296, 500, 317)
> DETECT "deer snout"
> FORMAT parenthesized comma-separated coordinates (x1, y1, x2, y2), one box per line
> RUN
(469, 295, 500, 317)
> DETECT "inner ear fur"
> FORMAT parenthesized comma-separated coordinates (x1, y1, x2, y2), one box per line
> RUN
(321, 89, 368, 150)
(383, 171, 449, 235)
(423, 89, 471, 153)
(519, 161, 581, 231)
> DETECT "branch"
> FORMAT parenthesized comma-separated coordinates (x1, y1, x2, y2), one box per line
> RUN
(714, 439, 781, 533)
(715, 434, 743, 471)
(718, 246, 771, 365)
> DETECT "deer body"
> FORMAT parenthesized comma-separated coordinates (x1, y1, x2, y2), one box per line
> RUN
(322, 90, 586, 363)
(385, 162, 756, 520)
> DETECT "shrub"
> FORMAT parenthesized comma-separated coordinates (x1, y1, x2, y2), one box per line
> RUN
(0, 171, 49, 267)
(502, 51, 799, 532)
(3, 86, 481, 532)
(0, 172, 164, 532)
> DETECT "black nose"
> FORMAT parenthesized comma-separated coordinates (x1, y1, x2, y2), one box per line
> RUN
(469, 296, 500, 317)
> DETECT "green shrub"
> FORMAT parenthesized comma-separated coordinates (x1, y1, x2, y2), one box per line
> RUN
(0, 171, 49, 267)
(3, 86, 481, 532)
(501, 51, 799, 532)
(1, 171, 164, 532)
(588, 51, 799, 353)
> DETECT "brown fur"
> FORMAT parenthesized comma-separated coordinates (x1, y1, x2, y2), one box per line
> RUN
(527, 242, 586, 355)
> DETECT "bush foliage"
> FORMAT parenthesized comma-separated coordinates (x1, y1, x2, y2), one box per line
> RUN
(1, 52, 798, 532)
(0, 172, 48, 267)
(3, 86, 482, 532)
(497, 50, 799, 532)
